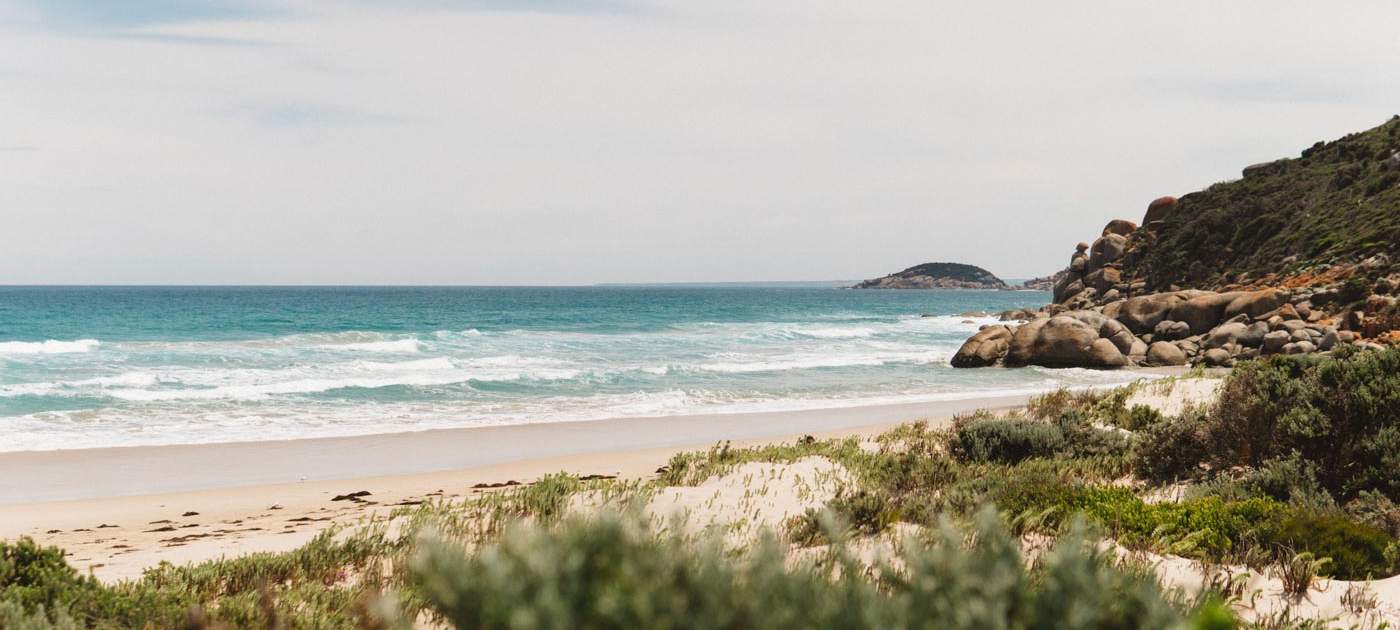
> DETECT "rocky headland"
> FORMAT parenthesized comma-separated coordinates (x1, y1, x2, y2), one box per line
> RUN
(954, 116, 1400, 369)
(853, 262, 1008, 289)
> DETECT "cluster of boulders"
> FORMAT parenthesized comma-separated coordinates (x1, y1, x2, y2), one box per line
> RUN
(949, 194, 1400, 369)
(1050, 197, 1179, 309)
(953, 287, 1358, 369)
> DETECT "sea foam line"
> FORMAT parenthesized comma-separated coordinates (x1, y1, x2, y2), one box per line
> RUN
(0, 339, 100, 355)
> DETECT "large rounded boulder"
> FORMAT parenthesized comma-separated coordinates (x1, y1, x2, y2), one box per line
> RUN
(1222, 289, 1289, 321)
(950, 325, 1013, 368)
(1116, 293, 1187, 333)
(1143, 196, 1178, 226)
(1005, 313, 1128, 368)
(1169, 289, 1289, 335)
(1102, 219, 1138, 237)
(1083, 267, 1121, 293)
(1145, 341, 1187, 366)
(1088, 234, 1128, 270)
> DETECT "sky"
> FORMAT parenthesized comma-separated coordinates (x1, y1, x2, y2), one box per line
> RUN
(1, 1, 1398, 285)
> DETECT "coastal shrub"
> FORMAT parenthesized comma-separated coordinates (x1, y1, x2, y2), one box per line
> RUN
(950, 415, 1065, 464)
(861, 450, 959, 498)
(0, 527, 406, 629)
(1268, 512, 1393, 580)
(1339, 275, 1373, 305)
(1026, 388, 1100, 421)
(1205, 347, 1400, 501)
(1126, 404, 1164, 431)
(400, 510, 1225, 629)
(961, 463, 1396, 576)
(1191, 455, 1336, 512)
(835, 489, 895, 537)
(1133, 407, 1210, 483)
(0, 537, 156, 627)
(1346, 491, 1400, 537)
(0, 601, 80, 630)
(1057, 410, 1135, 459)
(1025, 386, 1139, 428)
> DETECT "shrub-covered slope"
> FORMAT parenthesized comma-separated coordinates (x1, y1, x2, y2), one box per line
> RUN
(1129, 116, 1400, 290)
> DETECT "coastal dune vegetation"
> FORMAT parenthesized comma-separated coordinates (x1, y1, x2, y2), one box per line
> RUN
(4, 347, 1400, 628)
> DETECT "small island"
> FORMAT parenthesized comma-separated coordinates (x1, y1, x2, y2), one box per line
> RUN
(852, 262, 1008, 289)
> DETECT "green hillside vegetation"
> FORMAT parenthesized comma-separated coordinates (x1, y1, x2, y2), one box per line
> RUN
(853, 262, 1007, 289)
(894, 262, 1003, 283)
(1128, 116, 1400, 290)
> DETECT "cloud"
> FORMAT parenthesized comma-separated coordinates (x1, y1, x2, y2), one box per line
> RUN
(370, 0, 642, 14)
(25, 0, 276, 27)
(0, 0, 1398, 284)
(251, 106, 414, 128)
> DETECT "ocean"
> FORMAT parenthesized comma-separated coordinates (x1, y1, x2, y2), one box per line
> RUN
(0, 285, 1150, 452)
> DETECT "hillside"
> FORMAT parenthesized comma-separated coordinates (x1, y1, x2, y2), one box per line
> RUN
(853, 262, 1007, 289)
(953, 117, 1400, 371)
(1127, 116, 1400, 290)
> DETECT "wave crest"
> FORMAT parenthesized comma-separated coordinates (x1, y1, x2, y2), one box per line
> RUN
(0, 339, 100, 355)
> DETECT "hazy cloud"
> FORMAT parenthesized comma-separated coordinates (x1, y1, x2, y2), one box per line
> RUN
(0, 0, 1398, 284)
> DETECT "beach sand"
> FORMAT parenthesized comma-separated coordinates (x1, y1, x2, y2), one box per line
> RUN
(1, 392, 1055, 582)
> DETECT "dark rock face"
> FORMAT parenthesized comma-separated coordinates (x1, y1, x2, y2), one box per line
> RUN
(853, 262, 1008, 290)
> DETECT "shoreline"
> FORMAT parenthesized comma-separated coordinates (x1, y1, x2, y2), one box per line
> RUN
(0, 393, 1040, 582)
(0, 373, 1187, 583)
(0, 392, 1051, 505)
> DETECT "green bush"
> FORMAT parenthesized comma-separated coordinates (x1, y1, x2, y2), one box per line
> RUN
(1268, 511, 1394, 580)
(403, 510, 1225, 629)
(0, 529, 393, 628)
(1126, 405, 1164, 431)
(1133, 407, 1210, 483)
(951, 415, 1066, 464)
(0, 537, 141, 627)
(1057, 410, 1135, 459)
(0, 601, 80, 630)
(1206, 347, 1400, 501)
(1339, 275, 1373, 304)
(1346, 491, 1400, 537)
(1191, 455, 1336, 513)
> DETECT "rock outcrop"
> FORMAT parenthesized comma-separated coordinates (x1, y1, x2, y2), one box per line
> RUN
(853, 262, 1008, 290)
(954, 286, 1354, 369)
(950, 325, 1013, 367)
(1003, 311, 1129, 368)
(952, 117, 1400, 368)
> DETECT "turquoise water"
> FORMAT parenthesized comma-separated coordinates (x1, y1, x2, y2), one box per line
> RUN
(0, 286, 1148, 451)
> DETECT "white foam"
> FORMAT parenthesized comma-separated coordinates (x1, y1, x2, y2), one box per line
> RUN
(693, 349, 952, 374)
(782, 325, 877, 339)
(0, 339, 100, 355)
(335, 339, 422, 353)
(97, 355, 582, 402)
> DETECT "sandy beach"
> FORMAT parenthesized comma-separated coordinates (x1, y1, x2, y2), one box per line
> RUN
(0, 392, 1049, 582)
